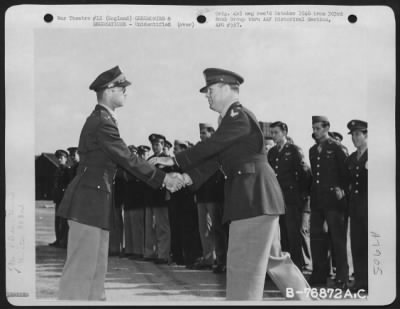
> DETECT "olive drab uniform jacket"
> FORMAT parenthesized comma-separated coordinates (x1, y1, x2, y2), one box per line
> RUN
(175, 102, 285, 223)
(57, 104, 165, 230)
(309, 137, 348, 211)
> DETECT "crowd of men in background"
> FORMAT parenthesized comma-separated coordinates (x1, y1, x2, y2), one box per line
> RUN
(48, 116, 368, 292)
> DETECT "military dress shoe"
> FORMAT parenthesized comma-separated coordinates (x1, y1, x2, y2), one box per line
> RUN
(334, 279, 349, 290)
(192, 258, 213, 270)
(48, 241, 59, 247)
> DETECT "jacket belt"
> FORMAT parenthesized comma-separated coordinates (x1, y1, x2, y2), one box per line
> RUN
(221, 154, 267, 179)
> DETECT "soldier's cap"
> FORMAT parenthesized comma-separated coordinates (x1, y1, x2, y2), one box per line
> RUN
(128, 145, 138, 153)
(137, 145, 151, 153)
(148, 133, 166, 144)
(312, 116, 329, 124)
(67, 147, 78, 155)
(164, 140, 172, 149)
(329, 131, 343, 141)
(55, 149, 68, 158)
(89, 66, 131, 92)
(199, 123, 214, 131)
(199, 68, 244, 93)
(347, 119, 367, 134)
(174, 139, 189, 148)
(187, 141, 194, 147)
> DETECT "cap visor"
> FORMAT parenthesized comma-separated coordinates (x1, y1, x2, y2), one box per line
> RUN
(199, 86, 208, 93)
(120, 80, 132, 87)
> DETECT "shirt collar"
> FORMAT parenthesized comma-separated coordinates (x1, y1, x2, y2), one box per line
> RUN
(98, 104, 117, 122)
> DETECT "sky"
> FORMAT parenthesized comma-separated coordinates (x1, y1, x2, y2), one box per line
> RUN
(34, 23, 377, 159)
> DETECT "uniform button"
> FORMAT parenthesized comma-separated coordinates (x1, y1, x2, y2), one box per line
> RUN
(238, 171, 242, 175)
(355, 190, 359, 194)
(97, 185, 100, 189)
(316, 172, 320, 176)
(356, 174, 359, 178)
(316, 180, 320, 184)
(224, 176, 228, 180)
(317, 164, 320, 168)
(317, 157, 320, 160)
(356, 166, 359, 170)
(356, 182, 359, 185)
(276, 158, 279, 161)
(275, 173, 278, 177)
(275, 166, 278, 169)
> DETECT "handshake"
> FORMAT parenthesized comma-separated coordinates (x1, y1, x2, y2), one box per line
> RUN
(163, 172, 193, 193)
(147, 156, 193, 193)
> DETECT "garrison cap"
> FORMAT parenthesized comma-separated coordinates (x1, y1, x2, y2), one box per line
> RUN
(174, 139, 189, 148)
(312, 116, 329, 124)
(164, 140, 172, 149)
(149, 133, 166, 144)
(67, 147, 78, 155)
(200, 68, 244, 93)
(137, 145, 151, 153)
(55, 149, 68, 158)
(89, 66, 131, 92)
(199, 123, 214, 131)
(347, 119, 367, 134)
(259, 121, 273, 139)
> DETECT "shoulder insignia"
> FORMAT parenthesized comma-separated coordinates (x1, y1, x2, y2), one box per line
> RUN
(230, 109, 239, 118)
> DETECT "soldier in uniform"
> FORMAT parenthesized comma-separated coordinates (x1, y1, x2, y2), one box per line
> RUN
(150, 68, 311, 300)
(193, 123, 227, 272)
(308, 116, 349, 289)
(123, 145, 147, 260)
(163, 140, 173, 156)
(49, 149, 71, 248)
(268, 121, 311, 271)
(345, 120, 368, 292)
(168, 140, 203, 267)
(145, 133, 172, 264)
(56, 66, 180, 300)
(67, 147, 80, 179)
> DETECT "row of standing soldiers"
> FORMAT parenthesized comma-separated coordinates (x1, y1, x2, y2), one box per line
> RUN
(50, 116, 368, 291)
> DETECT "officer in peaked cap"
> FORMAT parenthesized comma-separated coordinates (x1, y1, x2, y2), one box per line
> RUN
(164, 140, 173, 156)
(149, 133, 166, 144)
(347, 120, 367, 134)
(330, 132, 344, 142)
(149, 67, 311, 300)
(50, 149, 71, 249)
(308, 115, 349, 288)
(56, 65, 172, 300)
(128, 145, 138, 155)
(345, 119, 368, 292)
(137, 145, 151, 159)
(199, 68, 244, 93)
(89, 66, 132, 92)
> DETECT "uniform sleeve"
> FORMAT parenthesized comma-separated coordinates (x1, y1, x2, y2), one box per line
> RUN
(335, 143, 349, 190)
(96, 120, 165, 189)
(175, 108, 251, 170)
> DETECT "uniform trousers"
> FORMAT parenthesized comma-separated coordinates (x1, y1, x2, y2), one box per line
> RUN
(58, 220, 109, 300)
(108, 206, 123, 254)
(153, 207, 171, 260)
(349, 199, 368, 288)
(310, 208, 349, 281)
(144, 207, 157, 258)
(226, 214, 310, 300)
(124, 209, 144, 255)
(197, 202, 228, 265)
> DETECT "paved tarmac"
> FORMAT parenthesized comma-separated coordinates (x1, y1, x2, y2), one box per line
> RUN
(35, 201, 284, 303)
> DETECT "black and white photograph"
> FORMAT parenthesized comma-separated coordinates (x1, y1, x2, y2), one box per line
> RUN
(5, 4, 396, 306)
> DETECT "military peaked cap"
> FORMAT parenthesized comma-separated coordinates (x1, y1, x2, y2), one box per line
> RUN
(199, 123, 214, 131)
(67, 147, 78, 155)
(174, 139, 189, 148)
(347, 119, 367, 134)
(89, 66, 131, 92)
(330, 132, 343, 141)
(200, 68, 244, 93)
(164, 140, 172, 149)
(149, 133, 166, 144)
(137, 145, 151, 153)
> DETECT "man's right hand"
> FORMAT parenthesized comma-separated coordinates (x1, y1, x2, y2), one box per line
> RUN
(163, 173, 185, 192)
